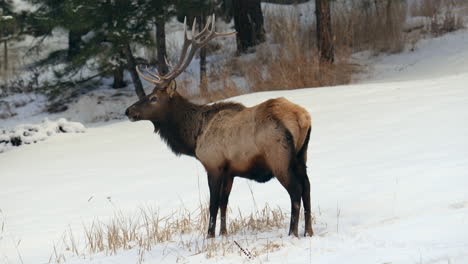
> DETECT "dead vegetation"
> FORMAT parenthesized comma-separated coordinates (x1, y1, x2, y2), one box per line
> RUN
(187, 0, 417, 102)
(48, 203, 300, 263)
(188, 4, 359, 102)
(333, 0, 408, 54)
(410, 0, 466, 36)
(184, 0, 467, 103)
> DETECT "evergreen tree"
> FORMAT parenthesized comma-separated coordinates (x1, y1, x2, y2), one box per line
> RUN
(27, 0, 155, 97)
(86, 0, 152, 96)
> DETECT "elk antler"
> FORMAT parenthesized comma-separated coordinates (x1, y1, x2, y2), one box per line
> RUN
(136, 14, 236, 87)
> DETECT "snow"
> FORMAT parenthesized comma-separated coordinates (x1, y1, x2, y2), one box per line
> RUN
(2, 26, 468, 263)
(364, 28, 468, 82)
(2, 2, 468, 262)
(0, 118, 85, 153)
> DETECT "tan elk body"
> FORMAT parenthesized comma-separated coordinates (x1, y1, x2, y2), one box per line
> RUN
(125, 16, 314, 237)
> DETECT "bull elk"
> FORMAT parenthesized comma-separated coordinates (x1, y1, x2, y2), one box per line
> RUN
(125, 15, 313, 237)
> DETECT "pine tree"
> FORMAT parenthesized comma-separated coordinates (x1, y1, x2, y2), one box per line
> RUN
(26, 0, 155, 97)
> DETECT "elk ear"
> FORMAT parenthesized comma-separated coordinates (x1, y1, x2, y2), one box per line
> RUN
(166, 80, 177, 97)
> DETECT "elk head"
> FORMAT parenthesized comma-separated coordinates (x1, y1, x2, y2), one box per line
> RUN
(125, 15, 236, 122)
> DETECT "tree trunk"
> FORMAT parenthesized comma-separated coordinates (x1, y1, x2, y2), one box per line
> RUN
(232, 0, 266, 53)
(112, 67, 125, 88)
(315, 0, 334, 64)
(385, 0, 393, 35)
(123, 43, 146, 99)
(155, 18, 169, 75)
(3, 40, 7, 71)
(68, 29, 83, 61)
(199, 15, 208, 97)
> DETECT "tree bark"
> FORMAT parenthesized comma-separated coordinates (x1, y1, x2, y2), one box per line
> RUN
(385, 0, 393, 35)
(3, 40, 7, 71)
(199, 15, 208, 97)
(123, 43, 146, 99)
(155, 18, 169, 75)
(315, 0, 334, 64)
(232, 0, 266, 53)
(112, 66, 125, 88)
(67, 29, 83, 61)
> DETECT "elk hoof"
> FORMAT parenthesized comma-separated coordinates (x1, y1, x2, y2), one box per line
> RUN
(304, 229, 314, 237)
(207, 232, 215, 239)
(288, 230, 299, 237)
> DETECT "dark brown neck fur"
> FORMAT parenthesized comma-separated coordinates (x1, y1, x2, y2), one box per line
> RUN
(152, 94, 245, 157)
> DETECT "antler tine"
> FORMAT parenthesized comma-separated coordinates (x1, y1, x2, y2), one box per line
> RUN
(211, 14, 216, 32)
(164, 17, 192, 80)
(194, 15, 212, 41)
(164, 56, 174, 70)
(183, 17, 188, 41)
(144, 65, 162, 81)
(194, 15, 236, 47)
(192, 17, 197, 39)
(161, 14, 237, 81)
(136, 65, 163, 84)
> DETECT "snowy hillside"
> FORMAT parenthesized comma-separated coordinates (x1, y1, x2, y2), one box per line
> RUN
(2, 28, 468, 264)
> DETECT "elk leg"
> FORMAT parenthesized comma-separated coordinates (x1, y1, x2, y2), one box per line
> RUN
(288, 182, 302, 237)
(296, 162, 314, 236)
(219, 176, 234, 236)
(207, 175, 221, 238)
(275, 168, 302, 237)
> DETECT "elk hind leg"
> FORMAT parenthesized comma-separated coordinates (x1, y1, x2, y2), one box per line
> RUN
(267, 125, 302, 236)
(297, 127, 313, 236)
(296, 161, 313, 236)
(271, 158, 302, 237)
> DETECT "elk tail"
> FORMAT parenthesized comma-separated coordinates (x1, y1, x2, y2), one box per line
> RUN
(296, 127, 311, 165)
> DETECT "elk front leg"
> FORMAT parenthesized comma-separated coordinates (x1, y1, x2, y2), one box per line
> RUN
(207, 175, 221, 238)
(219, 176, 234, 236)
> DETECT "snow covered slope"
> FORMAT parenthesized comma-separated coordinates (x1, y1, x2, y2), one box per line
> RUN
(2, 73, 468, 263)
(365, 28, 468, 82)
(2, 31, 468, 264)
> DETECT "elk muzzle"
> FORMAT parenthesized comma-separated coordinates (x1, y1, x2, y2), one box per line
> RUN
(125, 106, 141, 122)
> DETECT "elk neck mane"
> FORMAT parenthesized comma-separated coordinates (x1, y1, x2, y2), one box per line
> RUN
(151, 94, 245, 157)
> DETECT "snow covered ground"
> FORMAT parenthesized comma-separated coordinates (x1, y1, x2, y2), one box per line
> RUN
(2, 26, 468, 264)
(364, 28, 468, 82)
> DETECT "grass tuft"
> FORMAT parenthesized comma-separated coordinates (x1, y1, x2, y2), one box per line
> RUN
(49, 203, 301, 263)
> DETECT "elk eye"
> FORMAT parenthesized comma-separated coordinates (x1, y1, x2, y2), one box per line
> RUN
(150, 97, 157, 102)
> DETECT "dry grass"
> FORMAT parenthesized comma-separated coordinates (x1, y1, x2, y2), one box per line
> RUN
(196, 0, 467, 101)
(411, 0, 466, 36)
(49, 203, 295, 263)
(430, 7, 465, 36)
(411, 0, 440, 17)
(333, 0, 408, 54)
(244, 44, 355, 92)
(204, 6, 359, 96)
